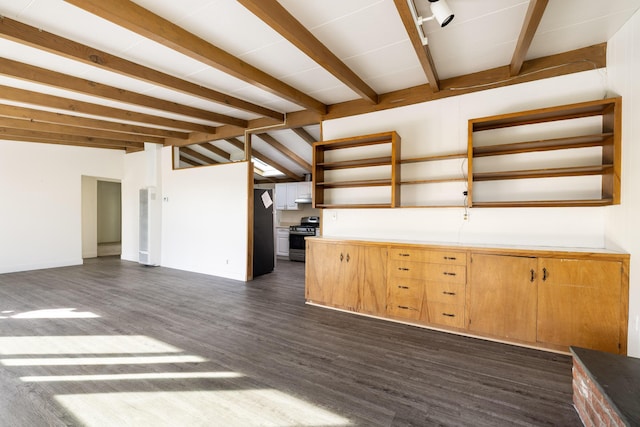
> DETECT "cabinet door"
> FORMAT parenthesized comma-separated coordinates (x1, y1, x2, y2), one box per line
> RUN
(537, 258, 622, 353)
(286, 183, 300, 210)
(468, 254, 537, 342)
(275, 183, 287, 210)
(304, 241, 358, 311)
(305, 241, 341, 304)
(358, 245, 387, 316)
(276, 229, 289, 256)
(332, 244, 360, 311)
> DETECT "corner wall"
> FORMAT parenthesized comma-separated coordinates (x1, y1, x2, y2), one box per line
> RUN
(0, 141, 123, 273)
(160, 149, 250, 281)
(605, 8, 640, 357)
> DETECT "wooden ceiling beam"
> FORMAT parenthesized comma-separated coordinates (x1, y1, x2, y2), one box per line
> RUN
(510, 0, 549, 76)
(0, 103, 189, 139)
(0, 57, 246, 127)
(0, 127, 142, 149)
(394, 0, 440, 92)
(64, 0, 327, 114)
(199, 143, 231, 161)
(0, 116, 164, 144)
(169, 109, 321, 147)
(238, 0, 378, 104)
(225, 137, 302, 181)
(326, 43, 607, 120)
(0, 16, 282, 122)
(292, 127, 317, 145)
(179, 147, 219, 165)
(1, 134, 131, 150)
(0, 85, 217, 134)
(255, 133, 311, 171)
(179, 155, 201, 167)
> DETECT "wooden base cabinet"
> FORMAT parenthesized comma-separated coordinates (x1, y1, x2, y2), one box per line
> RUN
(305, 240, 387, 315)
(305, 238, 629, 354)
(537, 258, 624, 353)
(468, 254, 538, 342)
(468, 252, 628, 354)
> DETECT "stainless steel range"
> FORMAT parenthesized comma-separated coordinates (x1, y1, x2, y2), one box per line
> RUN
(288, 216, 319, 262)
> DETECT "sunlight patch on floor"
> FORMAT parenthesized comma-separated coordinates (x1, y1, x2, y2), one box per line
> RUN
(2, 308, 100, 319)
(0, 335, 182, 355)
(1, 355, 206, 366)
(55, 390, 351, 427)
(21, 371, 243, 382)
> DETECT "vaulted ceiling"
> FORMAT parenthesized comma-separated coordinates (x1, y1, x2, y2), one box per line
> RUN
(0, 0, 638, 182)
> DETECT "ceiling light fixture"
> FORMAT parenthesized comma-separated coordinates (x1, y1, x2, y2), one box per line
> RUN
(425, 0, 455, 28)
(407, 0, 455, 46)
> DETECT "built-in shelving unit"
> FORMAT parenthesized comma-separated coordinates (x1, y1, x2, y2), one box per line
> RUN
(311, 97, 622, 209)
(468, 97, 622, 208)
(312, 131, 400, 209)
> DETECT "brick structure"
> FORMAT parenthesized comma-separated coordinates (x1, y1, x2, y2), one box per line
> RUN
(572, 355, 627, 426)
(571, 346, 640, 426)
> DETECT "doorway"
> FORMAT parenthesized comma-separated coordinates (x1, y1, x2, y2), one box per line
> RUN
(82, 176, 122, 258)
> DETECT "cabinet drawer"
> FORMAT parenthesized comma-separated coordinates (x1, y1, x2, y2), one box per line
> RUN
(423, 263, 466, 284)
(387, 277, 424, 300)
(387, 294, 422, 321)
(388, 260, 427, 280)
(427, 282, 465, 305)
(426, 302, 465, 328)
(389, 247, 466, 265)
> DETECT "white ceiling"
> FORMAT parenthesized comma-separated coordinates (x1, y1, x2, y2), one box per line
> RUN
(0, 0, 638, 178)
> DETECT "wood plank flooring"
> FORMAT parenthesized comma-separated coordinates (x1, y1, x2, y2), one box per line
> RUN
(0, 257, 582, 426)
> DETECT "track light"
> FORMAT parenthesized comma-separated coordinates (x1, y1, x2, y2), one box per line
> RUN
(424, 0, 455, 28)
(407, 0, 454, 46)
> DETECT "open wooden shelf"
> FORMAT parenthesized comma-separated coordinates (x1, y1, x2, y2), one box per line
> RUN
(313, 131, 400, 208)
(316, 179, 392, 188)
(474, 164, 613, 181)
(472, 199, 614, 208)
(400, 152, 467, 164)
(317, 156, 392, 170)
(315, 203, 393, 209)
(473, 133, 613, 157)
(468, 97, 622, 208)
(401, 177, 466, 185)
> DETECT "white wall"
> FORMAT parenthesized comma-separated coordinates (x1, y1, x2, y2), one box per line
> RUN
(0, 141, 123, 273)
(605, 8, 640, 357)
(160, 151, 250, 281)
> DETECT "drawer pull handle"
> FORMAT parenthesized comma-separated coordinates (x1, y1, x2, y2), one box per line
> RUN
(346, 253, 350, 263)
(398, 285, 409, 289)
(398, 305, 417, 311)
(542, 267, 548, 281)
(398, 267, 410, 271)
(339, 253, 343, 262)
(398, 253, 410, 257)
(442, 291, 456, 296)
(443, 272, 456, 276)
(442, 313, 456, 317)
(530, 269, 535, 282)
(444, 256, 457, 261)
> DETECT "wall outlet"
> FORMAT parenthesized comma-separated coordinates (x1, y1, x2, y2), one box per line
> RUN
(463, 212, 469, 221)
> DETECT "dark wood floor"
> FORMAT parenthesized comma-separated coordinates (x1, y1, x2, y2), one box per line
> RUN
(0, 257, 581, 426)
